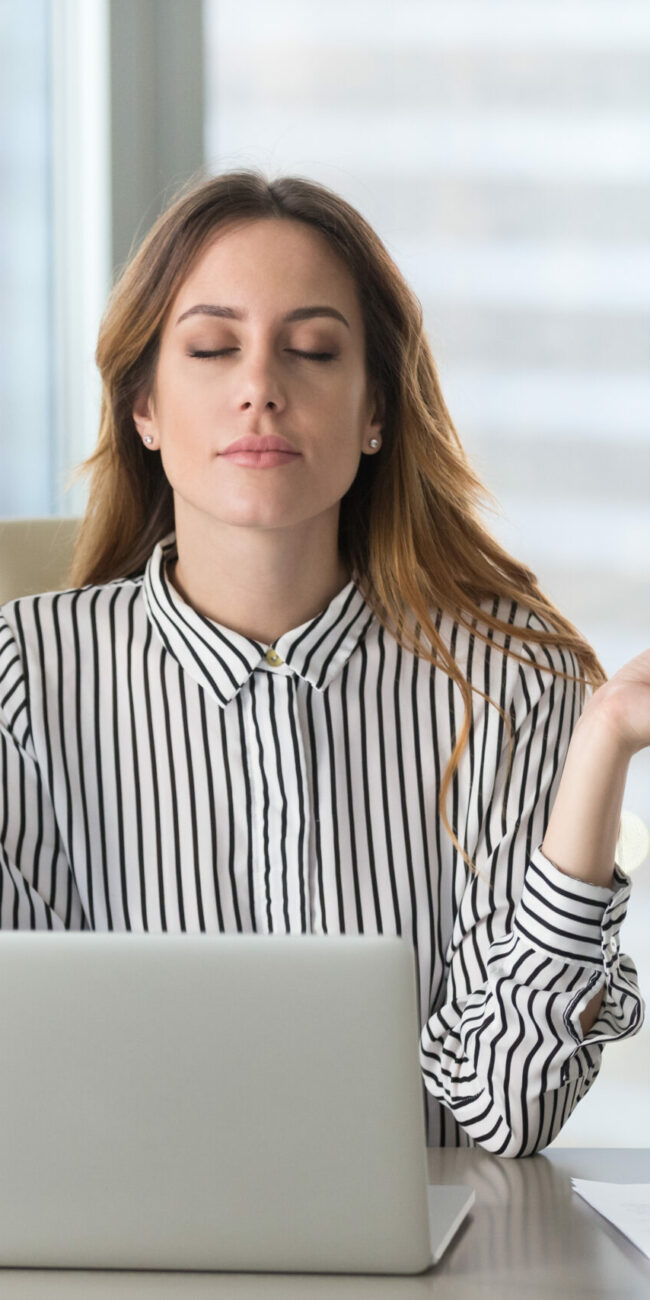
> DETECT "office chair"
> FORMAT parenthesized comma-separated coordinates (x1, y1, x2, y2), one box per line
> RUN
(0, 517, 82, 607)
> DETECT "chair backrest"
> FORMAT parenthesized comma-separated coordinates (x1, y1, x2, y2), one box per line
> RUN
(0, 517, 82, 607)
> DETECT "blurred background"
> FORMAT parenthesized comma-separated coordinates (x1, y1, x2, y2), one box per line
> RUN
(1, 0, 648, 1144)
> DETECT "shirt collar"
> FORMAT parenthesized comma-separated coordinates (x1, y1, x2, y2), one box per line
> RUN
(142, 531, 376, 707)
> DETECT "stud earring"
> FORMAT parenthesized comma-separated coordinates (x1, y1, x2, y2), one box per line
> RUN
(144, 436, 153, 445)
(369, 438, 379, 449)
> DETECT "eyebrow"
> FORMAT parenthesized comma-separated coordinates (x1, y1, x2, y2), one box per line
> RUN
(175, 304, 350, 329)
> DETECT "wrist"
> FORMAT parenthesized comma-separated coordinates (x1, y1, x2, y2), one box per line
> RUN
(577, 697, 638, 764)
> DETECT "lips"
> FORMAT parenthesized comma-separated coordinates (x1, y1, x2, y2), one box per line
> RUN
(220, 448, 300, 468)
(221, 436, 298, 455)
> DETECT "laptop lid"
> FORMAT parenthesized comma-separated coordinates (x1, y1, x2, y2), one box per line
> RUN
(0, 931, 471, 1274)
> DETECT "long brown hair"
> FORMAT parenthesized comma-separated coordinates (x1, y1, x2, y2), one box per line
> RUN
(66, 166, 608, 877)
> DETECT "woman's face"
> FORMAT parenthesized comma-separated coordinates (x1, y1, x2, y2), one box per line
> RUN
(133, 217, 383, 536)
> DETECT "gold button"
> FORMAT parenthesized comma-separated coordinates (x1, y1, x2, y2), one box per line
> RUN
(265, 648, 284, 667)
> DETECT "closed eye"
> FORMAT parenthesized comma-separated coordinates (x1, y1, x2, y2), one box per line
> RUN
(188, 349, 336, 362)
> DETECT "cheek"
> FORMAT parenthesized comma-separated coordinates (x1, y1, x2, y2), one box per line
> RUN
(157, 412, 213, 492)
(312, 445, 364, 505)
(158, 376, 212, 443)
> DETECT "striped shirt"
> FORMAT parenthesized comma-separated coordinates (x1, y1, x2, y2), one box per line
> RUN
(0, 529, 643, 1156)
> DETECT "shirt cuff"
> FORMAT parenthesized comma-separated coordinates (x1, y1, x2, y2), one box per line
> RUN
(512, 845, 631, 967)
(513, 847, 644, 1062)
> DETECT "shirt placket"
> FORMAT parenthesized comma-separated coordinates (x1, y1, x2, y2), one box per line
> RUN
(246, 649, 312, 935)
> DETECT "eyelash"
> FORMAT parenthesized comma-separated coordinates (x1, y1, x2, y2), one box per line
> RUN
(188, 349, 336, 362)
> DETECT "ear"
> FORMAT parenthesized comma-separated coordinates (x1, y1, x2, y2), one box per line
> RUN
(366, 385, 385, 439)
(132, 388, 156, 441)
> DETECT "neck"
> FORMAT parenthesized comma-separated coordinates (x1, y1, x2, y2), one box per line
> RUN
(167, 505, 351, 645)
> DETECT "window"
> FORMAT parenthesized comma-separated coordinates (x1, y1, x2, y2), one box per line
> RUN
(0, 0, 54, 515)
(0, 0, 110, 520)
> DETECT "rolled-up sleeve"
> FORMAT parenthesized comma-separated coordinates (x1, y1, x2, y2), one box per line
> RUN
(418, 621, 645, 1158)
(0, 608, 85, 930)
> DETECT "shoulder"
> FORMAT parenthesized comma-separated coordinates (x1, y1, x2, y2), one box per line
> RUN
(0, 575, 145, 660)
(429, 592, 556, 670)
(466, 594, 579, 672)
(470, 595, 584, 731)
(1, 573, 142, 619)
(428, 593, 583, 725)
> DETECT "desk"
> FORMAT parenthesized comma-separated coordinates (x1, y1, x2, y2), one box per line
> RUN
(0, 1148, 648, 1297)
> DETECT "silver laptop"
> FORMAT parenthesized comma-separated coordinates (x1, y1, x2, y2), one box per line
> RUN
(0, 931, 474, 1274)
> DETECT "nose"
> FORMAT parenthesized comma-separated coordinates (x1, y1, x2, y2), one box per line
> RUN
(237, 347, 285, 414)
(242, 397, 277, 410)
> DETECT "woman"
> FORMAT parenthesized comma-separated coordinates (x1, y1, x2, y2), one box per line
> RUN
(0, 169, 646, 1157)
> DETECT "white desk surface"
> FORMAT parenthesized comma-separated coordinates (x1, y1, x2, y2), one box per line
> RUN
(0, 1148, 648, 1297)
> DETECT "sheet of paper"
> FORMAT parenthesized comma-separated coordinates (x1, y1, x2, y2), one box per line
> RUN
(571, 1179, 650, 1260)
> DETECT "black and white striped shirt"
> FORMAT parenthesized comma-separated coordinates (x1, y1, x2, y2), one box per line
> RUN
(0, 529, 643, 1156)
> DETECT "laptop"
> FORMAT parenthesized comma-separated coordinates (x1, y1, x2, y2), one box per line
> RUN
(0, 931, 475, 1274)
